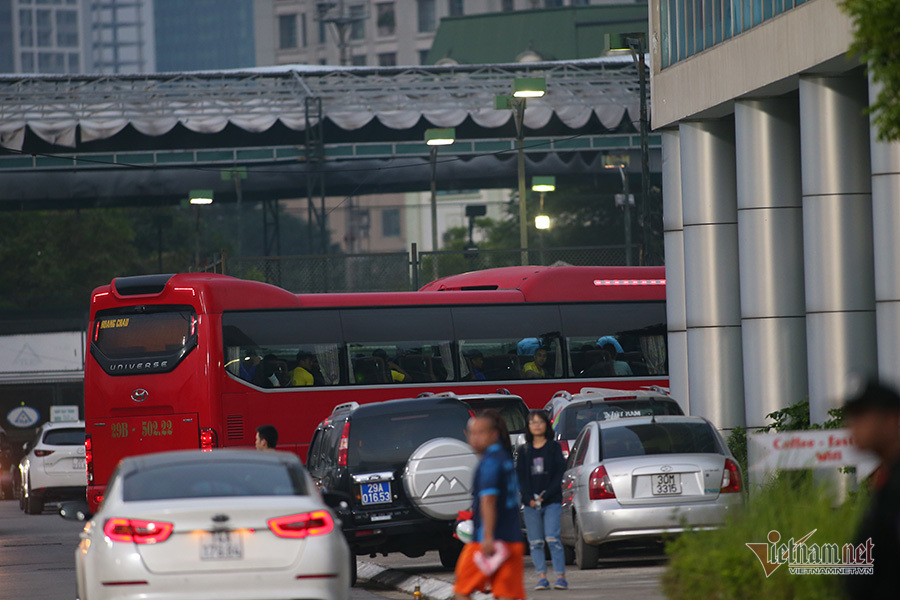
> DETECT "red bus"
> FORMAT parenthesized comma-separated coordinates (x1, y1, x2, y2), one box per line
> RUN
(84, 266, 666, 510)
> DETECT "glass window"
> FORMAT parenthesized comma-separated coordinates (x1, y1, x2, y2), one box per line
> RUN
(382, 208, 401, 235)
(561, 302, 667, 378)
(349, 4, 366, 40)
(376, 2, 395, 36)
(36, 9, 51, 47)
(544, 0, 563, 7)
(43, 428, 84, 446)
(502, 0, 514, 11)
(418, 49, 430, 65)
(342, 307, 455, 384)
(417, 0, 436, 32)
(19, 10, 33, 46)
(222, 310, 343, 388)
(123, 461, 307, 501)
(67, 52, 78, 72)
(350, 54, 367, 66)
(448, 0, 464, 17)
(301, 13, 308, 47)
(21, 52, 34, 71)
(279, 14, 297, 49)
(571, 427, 591, 468)
(556, 399, 684, 442)
(453, 305, 564, 381)
(599, 422, 721, 459)
(318, 17, 328, 44)
(56, 9, 78, 47)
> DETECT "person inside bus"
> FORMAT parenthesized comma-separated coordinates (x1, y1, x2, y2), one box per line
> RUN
(309, 355, 328, 386)
(523, 347, 549, 379)
(239, 351, 261, 382)
(597, 337, 633, 376)
(372, 349, 409, 383)
(254, 354, 288, 388)
(467, 350, 487, 381)
(291, 350, 316, 386)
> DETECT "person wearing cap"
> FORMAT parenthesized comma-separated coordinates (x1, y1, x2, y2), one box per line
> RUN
(844, 379, 900, 599)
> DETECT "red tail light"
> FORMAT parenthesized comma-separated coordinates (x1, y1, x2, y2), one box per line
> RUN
(104, 518, 174, 544)
(34, 449, 54, 457)
(589, 465, 616, 500)
(559, 439, 570, 459)
(337, 421, 350, 467)
(720, 458, 742, 493)
(85, 434, 94, 484)
(200, 428, 218, 452)
(268, 511, 334, 539)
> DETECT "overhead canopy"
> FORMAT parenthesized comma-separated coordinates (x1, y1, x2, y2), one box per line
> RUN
(0, 57, 641, 151)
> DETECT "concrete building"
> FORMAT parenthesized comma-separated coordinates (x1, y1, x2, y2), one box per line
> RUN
(650, 0, 900, 428)
(0, 0, 155, 74)
(256, 0, 639, 67)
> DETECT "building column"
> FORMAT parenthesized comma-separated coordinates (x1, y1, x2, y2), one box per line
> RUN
(869, 77, 900, 389)
(662, 129, 689, 413)
(799, 74, 877, 424)
(735, 98, 808, 427)
(679, 120, 745, 428)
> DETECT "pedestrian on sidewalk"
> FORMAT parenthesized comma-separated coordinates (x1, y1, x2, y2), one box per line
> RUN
(454, 409, 526, 600)
(516, 409, 567, 591)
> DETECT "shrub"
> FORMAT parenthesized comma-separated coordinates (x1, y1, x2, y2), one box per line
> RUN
(662, 476, 868, 600)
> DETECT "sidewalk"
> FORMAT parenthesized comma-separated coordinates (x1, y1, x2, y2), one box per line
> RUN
(357, 550, 667, 600)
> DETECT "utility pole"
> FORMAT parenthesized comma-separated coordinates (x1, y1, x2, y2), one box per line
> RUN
(316, 1, 368, 66)
(628, 37, 651, 264)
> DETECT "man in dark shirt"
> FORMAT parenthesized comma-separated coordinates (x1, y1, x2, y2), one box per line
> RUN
(844, 379, 900, 600)
(454, 410, 525, 600)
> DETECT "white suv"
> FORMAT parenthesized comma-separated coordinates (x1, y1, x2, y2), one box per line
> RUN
(19, 421, 86, 514)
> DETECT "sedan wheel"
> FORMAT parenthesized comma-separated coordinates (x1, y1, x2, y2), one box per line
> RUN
(574, 519, 599, 570)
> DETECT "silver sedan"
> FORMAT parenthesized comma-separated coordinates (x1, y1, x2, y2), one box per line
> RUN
(560, 415, 744, 569)
(62, 449, 350, 600)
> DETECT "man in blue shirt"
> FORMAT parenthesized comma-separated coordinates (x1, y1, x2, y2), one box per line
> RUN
(454, 410, 525, 600)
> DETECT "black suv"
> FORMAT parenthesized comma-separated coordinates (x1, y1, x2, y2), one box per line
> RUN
(307, 396, 475, 579)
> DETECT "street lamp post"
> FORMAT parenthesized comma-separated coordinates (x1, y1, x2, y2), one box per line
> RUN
(496, 77, 546, 266)
(425, 128, 456, 253)
(626, 37, 651, 265)
(603, 157, 633, 266)
(532, 176, 555, 266)
(189, 189, 214, 269)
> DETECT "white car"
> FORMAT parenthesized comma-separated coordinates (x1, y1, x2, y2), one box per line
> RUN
(63, 449, 350, 600)
(19, 420, 86, 514)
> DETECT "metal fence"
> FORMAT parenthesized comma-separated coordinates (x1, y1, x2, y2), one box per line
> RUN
(212, 245, 635, 293)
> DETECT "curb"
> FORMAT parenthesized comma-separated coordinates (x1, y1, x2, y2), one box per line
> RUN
(357, 560, 492, 600)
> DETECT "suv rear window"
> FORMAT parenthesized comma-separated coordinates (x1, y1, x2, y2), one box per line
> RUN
(558, 399, 682, 440)
(466, 399, 529, 434)
(122, 461, 307, 501)
(349, 407, 469, 471)
(43, 428, 84, 446)
(600, 422, 720, 460)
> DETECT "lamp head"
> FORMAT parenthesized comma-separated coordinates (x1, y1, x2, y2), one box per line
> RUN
(535, 215, 551, 230)
(531, 176, 556, 192)
(512, 77, 546, 98)
(189, 189, 214, 205)
(425, 127, 456, 146)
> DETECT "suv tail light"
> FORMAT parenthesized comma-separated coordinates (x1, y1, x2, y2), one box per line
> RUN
(200, 428, 218, 452)
(559, 439, 569, 459)
(85, 434, 94, 484)
(104, 518, 174, 544)
(589, 465, 616, 500)
(268, 511, 334, 539)
(720, 458, 742, 493)
(337, 421, 350, 467)
(34, 449, 54, 457)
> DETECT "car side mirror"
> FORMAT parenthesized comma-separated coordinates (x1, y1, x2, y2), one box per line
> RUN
(59, 500, 92, 522)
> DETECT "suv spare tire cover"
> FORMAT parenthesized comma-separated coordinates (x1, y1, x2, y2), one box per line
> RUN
(403, 437, 478, 521)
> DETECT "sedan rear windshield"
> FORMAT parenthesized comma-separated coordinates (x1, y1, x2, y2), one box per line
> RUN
(349, 407, 469, 471)
(43, 429, 84, 446)
(122, 461, 307, 501)
(600, 422, 720, 460)
(558, 399, 683, 440)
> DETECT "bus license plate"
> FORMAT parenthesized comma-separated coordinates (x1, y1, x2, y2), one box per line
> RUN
(652, 473, 681, 496)
(360, 481, 392, 505)
(201, 531, 243, 561)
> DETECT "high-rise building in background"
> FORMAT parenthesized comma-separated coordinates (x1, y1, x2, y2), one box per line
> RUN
(153, 0, 256, 72)
(89, 0, 155, 73)
(256, 0, 624, 68)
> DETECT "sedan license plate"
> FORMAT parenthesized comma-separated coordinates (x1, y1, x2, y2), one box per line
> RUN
(360, 481, 392, 505)
(201, 531, 243, 561)
(72, 458, 85, 470)
(652, 473, 682, 496)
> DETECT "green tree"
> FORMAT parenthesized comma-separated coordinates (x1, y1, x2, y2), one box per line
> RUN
(842, 0, 900, 141)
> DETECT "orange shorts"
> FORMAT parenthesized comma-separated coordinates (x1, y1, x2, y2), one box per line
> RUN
(453, 541, 526, 600)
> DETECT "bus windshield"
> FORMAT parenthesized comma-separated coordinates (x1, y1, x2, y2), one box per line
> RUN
(91, 307, 196, 375)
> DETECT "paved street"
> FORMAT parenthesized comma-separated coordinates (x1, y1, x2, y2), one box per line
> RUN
(0, 499, 667, 600)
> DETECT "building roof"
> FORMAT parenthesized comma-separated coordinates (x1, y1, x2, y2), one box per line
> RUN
(427, 5, 649, 65)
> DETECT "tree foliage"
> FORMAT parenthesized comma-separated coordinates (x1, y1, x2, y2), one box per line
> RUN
(842, 0, 900, 141)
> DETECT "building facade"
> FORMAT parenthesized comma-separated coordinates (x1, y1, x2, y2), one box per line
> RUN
(257, 0, 628, 67)
(650, 0, 900, 429)
(153, 0, 256, 72)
